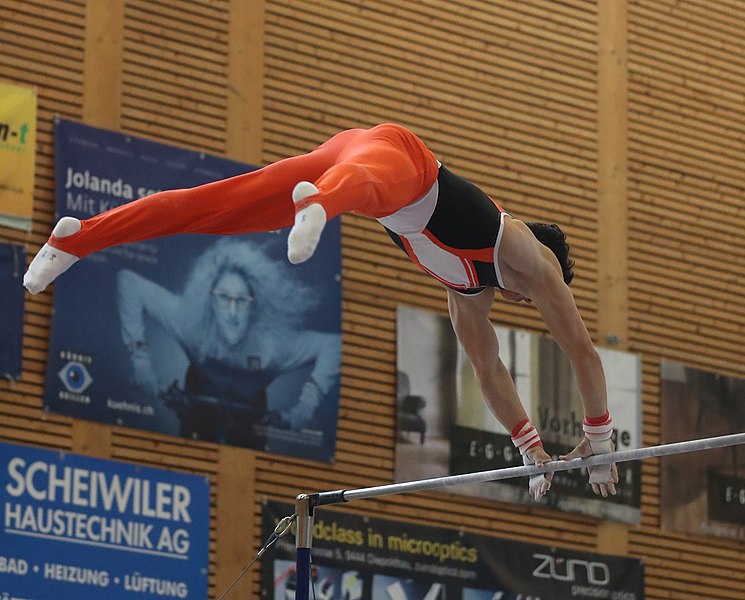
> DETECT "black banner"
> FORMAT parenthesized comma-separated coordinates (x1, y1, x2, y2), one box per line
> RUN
(262, 502, 644, 600)
(708, 470, 745, 524)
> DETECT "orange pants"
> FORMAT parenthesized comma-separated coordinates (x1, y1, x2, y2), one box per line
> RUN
(50, 123, 439, 258)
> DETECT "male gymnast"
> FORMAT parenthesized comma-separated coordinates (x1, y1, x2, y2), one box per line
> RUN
(25, 123, 617, 501)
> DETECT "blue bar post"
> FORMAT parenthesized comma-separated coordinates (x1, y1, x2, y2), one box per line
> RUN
(294, 494, 314, 600)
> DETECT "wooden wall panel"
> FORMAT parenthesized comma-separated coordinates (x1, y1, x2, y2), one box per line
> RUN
(263, 3, 600, 328)
(121, 0, 231, 154)
(628, 0, 745, 376)
(628, 0, 745, 597)
(2, 0, 745, 598)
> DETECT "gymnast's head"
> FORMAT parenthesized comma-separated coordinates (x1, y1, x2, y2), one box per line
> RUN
(525, 222, 575, 285)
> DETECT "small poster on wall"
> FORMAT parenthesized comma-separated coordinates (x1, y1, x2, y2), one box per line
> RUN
(395, 305, 643, 523)
(0, 81, 37, 231)
(660, 359, 745, 541)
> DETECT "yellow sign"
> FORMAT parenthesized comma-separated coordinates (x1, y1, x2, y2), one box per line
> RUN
(0, 81, 37, 231)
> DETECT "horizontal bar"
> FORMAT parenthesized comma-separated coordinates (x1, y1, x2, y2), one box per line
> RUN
(314, 432, 745, 506)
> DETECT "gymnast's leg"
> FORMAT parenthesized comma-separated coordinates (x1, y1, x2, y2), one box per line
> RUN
(286, 123, 439, 263)
(24, 124, 438, 290)
(23, 128, 365, 294)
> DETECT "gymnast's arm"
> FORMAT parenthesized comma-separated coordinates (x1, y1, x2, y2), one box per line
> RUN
(446, 288, 552, 467)
(506, 232, 608, 420)
(498, 219, 607, 419)
(524, 263, 618, 496)
(446, 287, 530, 429)
(501, 221, 618, 495)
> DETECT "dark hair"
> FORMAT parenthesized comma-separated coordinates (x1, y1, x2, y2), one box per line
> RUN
(525, 222, 575, 285)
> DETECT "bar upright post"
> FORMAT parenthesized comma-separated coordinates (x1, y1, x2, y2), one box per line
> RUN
(294, 493, 314, 600)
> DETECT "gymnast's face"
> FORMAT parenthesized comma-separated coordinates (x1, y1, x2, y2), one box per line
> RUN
(211, 271, 253, 346)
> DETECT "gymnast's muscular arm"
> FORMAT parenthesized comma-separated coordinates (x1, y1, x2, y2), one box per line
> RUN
(446, 287, 552, 474)
(499, 218, 617, 495)
(447, 288, 528, 429)
(498, 218, 608, 419)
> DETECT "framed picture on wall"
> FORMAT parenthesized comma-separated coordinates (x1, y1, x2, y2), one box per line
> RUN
(395, 305, 643, 523)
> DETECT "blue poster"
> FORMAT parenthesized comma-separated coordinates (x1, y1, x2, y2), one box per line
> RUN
(44, 119, 342, 462)
(0, 243, 24, 380)
(0, 441, 210, 599)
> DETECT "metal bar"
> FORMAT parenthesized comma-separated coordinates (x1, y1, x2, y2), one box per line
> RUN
(310, 432, 745, 505)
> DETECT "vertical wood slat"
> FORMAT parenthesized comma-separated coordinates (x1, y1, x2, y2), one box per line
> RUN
(82, 0, 124, 128)
(70, 0, 125, 467)
(595, 0, 631, 559)
(627, 0, 745, 597)
(70, 420, 113, 457)
(226, 0, 265, 164)
(214, 446, 257, 599)
(597, 0, 629, 350)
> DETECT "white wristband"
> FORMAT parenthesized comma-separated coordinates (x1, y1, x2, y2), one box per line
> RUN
(511, 420, 542, 456)
(582, 413, 613, 442)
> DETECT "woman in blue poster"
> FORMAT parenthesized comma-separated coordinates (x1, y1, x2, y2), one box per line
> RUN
(117, 238, 341, 448)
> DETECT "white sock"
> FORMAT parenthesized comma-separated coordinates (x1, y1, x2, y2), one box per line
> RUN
(287, 182, 327, 265)
(52, 216, 82, 237)
(23, 217, 82, 294)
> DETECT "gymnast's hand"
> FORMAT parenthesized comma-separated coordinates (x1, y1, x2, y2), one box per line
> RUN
(560, 438, 618, 497)
(524, 445, 553, 502)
